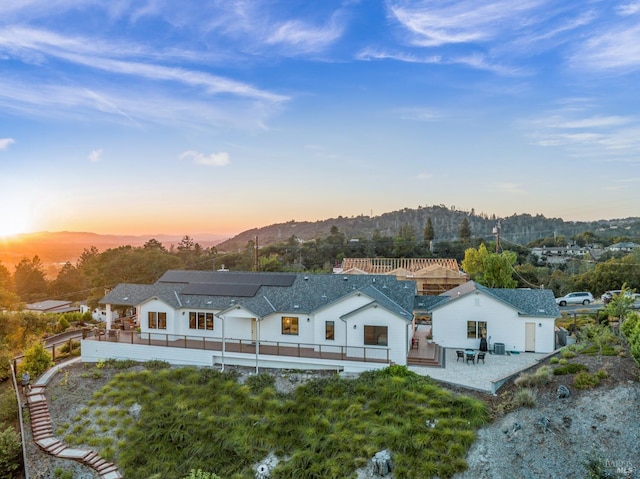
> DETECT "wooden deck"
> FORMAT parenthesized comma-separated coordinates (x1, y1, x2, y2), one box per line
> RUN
(83, 329, 391, 364)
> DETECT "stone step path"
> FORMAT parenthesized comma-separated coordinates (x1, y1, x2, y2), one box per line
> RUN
(25, 361, 123, 479)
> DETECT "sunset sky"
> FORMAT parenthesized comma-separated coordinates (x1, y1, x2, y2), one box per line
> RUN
(1, 1, 639, 237)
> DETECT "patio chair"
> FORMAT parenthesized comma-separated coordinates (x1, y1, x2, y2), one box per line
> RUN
(456, 350, 464, 362)
(465, 352, 475, 365)
(477, 352, 486, 364)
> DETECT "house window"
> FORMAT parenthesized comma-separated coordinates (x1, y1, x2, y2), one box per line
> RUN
(325, 321, 335, 340)
(282, 316, 299, 335)
(148, 312, 167, 330)
(188, 312, 213, 330)
(467, 321, 487, 339)
(364, 325, 388, 346)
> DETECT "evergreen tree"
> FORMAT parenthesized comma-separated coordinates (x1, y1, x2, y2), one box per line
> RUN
(424, 217, 434, 243)
(459, 217, 471, 243)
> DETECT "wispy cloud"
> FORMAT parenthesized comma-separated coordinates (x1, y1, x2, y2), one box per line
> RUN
(0, 27, 288, 103)
(488, 182, 528, 194)
(524, 105, 640, 159)
(0, 78, 278, 129)
(357, 48, 525, 76)
(0, 138, 15, 150)
(417, 172, 433, 180)
(88, 149, 103, 162)
(180, 150, 230, 167)
(388, 0, 549, 47)
(571, 22, 640, 71)
(266, 17, 344, 54)
(396, 107, 442, 122)
(616, 2, 640, 16)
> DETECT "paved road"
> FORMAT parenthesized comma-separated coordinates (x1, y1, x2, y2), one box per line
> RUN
(558, 303, 604, 314)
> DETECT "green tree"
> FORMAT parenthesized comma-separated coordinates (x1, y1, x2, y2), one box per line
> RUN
(423, 217, 434, 244)
(19, 341, 53, 378)
(459, 217, 471, 244)
(462, 244, 518, 288)
(49, 262, 87, 301)
(14, 256, 48, 302)
(143, 238, 167, 252)
(393, 223, 417, 257)
(580, 323, 617, 362)
(604, 284, 636, 332)
(621, 313, 640, 366)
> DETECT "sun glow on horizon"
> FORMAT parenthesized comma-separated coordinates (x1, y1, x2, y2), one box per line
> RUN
(0, 205, 31, 238)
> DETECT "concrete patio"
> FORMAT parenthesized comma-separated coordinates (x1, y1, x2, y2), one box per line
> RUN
(409, 347, 554, 394)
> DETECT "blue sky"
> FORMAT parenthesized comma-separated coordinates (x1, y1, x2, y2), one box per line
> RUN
(1, 0, 639, 237)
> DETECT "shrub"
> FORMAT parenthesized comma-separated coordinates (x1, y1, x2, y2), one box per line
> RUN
(0, 343, 12, 382)
(144, 359, 170, 370)
(574, 372, 599, 389)
(553, 363, 588, 375)
(561, 349, 576, 359)
(595, 369, 608, 380)
(53, 467, 74, 479)
(58, 340, 81, 356)
(19, 342, 53, 378)
(584, 455, 617, 479)
(549, 357, 559, 364)
(0, 390, 18, 425)
(0, 426, 22, 478)
(511, 388, 537, 408)
(558, 358, 568, 365)
(514, 366, 552, 387)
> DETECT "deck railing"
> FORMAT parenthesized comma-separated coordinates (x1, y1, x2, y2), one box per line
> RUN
(82, 329, 390, 364)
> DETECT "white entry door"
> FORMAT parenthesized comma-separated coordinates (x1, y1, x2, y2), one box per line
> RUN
(525, 323, 536, 352)
(251, 319, 257, 342)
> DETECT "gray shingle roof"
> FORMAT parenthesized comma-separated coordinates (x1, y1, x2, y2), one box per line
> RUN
(431, 281, 559, 317)
(100, 271, 416, 319)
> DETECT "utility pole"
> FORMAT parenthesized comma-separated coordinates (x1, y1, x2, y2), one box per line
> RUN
(254, 235, 259, 271)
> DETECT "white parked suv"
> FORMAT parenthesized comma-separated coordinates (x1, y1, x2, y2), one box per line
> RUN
(555, 292, 594, 306)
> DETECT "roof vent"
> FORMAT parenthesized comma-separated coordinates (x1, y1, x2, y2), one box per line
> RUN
(294, 304, 299, 309)
(304, 276, 309, 280)
(344, 276, 348, 281)
(123, 297, 128, 301)
(207, 301, 212, 305)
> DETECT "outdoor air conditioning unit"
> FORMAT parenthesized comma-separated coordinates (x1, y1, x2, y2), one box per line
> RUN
(494, 343, 506, 355)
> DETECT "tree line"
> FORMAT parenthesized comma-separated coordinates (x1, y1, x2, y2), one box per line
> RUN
(1, 222, 640, 315)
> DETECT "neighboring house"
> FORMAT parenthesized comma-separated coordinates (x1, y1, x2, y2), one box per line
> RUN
(25, 300, 79, 314)
(86, 271, 416, 372)
(337, 258, 468, 295)
(606, 242, 640, 253)
(426, 282, 559, 354)
(530, 245, 592, 265)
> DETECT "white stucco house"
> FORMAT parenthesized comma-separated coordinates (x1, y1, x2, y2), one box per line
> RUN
(424, 281, 559, 354)
(84, 270, 416, 373)
(83, 271, 560, 372)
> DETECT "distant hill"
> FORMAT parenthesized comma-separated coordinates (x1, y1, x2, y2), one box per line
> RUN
(216, 205, 640, 252)
(0, 231, 227, 272)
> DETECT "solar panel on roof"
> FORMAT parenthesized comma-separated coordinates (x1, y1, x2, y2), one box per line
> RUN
(182, 283, 261, 297)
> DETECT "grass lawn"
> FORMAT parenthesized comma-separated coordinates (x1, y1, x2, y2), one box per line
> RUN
(58, 362, 488, 479)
